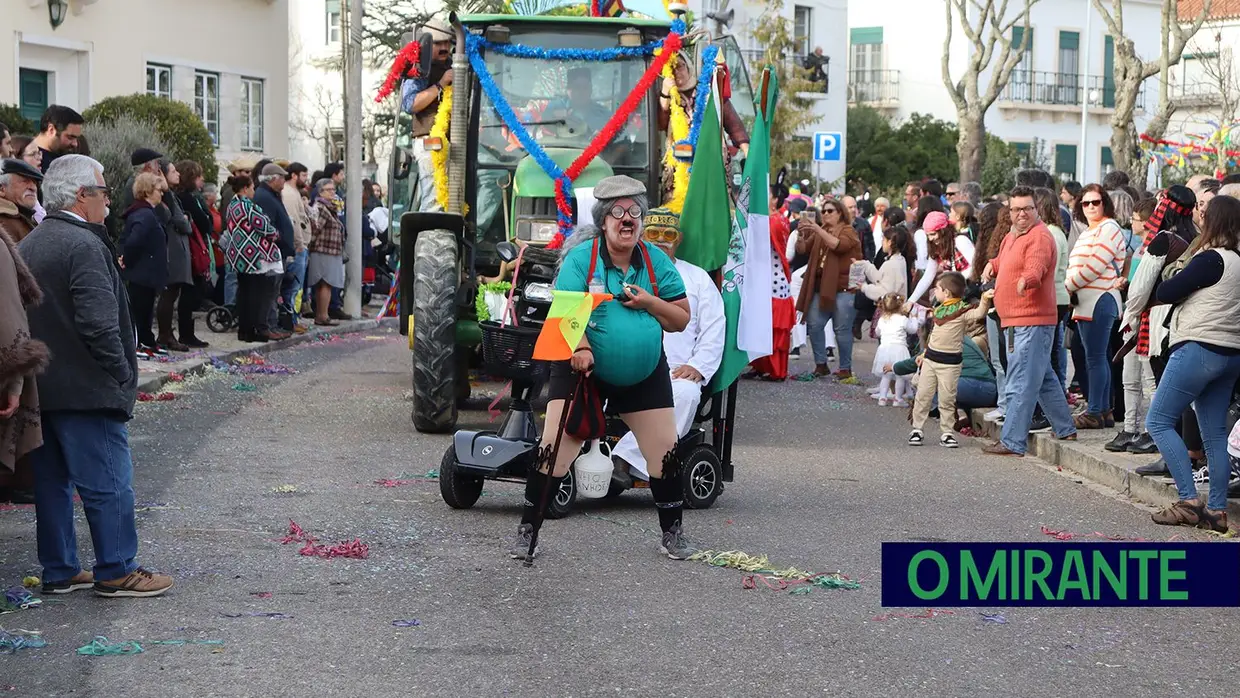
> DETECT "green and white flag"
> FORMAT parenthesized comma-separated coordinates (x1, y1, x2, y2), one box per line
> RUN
(713, 67, 778, 393)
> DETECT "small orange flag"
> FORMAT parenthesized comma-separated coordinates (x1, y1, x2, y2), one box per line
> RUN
(532, 291, 611, 361)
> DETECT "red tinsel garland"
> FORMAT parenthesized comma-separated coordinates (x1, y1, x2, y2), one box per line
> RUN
(375, 41, 422, 103)
(546, 32, 684, 249)
(1140, 133, 1240, 158)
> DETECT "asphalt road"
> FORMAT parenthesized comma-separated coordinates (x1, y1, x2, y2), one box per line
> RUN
(2, 329, 1238, 697)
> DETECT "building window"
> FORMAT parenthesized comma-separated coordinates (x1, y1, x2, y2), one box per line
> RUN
(1103, 35, 1116, 108)
(1101, 146, 1114, 174)
(326, 0, 342, 44)
(328, 127, 345, 162)
(146, 64, 171, 100)
(1011, 141, 1032, 167)
(793, 5, 812, 57)
(194, 71, 220, 146)
(1010, 26, 1034, 100)
(1054, 144, 1078, 182)
(849, 27, 883, 83)
(241, 78, 264, 151)
(1057, 31, 1080, 104)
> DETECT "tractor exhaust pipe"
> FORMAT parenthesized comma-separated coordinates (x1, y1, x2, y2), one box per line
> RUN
(448, 12, 471, 215)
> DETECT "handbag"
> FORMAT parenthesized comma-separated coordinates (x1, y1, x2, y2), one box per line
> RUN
(564, 372, 605, 441)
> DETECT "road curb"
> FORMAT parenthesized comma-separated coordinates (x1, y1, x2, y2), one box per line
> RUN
(136, 318, 381, 393)
(969, 408, 1240, 520)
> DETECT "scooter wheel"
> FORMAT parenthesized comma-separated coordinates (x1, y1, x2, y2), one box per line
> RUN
(439, 445, 483, 509)
(544, 469, 576, 519)
(680, 445, 723, 510)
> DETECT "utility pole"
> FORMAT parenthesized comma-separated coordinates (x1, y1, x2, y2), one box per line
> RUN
(343, 0, 365, 317)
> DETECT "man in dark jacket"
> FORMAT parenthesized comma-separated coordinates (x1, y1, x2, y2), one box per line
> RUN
(253, 162, 296, 338)
(17, 154, 173, 598)
(0, 158, 41, 243)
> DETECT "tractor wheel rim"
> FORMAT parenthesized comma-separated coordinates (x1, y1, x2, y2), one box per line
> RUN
(689, 460, 715, 500)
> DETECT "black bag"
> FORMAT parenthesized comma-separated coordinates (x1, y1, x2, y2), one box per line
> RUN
(564, 374, 605, 441)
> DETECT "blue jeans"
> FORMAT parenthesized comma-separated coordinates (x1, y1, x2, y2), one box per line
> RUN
(986, 315, 1007, 411)
(32, 413, 139, 582)
(1052, 307, 1069, 390)
(1000, 325, 1077, 454)
(956, 377, 998, 410)
(285, 249, 309, 315)
(805, 291, 856, 371)
(224, 264, 238, 306)
(1078, 294, 1117, 415)
(1146, 342, 1240, 510)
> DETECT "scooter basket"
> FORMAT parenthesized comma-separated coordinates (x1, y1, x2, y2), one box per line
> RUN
(479, 321, 547, 381)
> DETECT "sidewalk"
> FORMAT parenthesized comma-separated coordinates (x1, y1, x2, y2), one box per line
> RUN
(136, 316, 380, 393)
(969, 409, 1240, 521)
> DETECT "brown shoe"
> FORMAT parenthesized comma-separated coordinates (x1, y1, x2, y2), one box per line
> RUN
(982, 441, 1024, 457)
(1201, 509, 1230, 534)
(1058, 432, 1078, 441)
(1151, 500, 1206, 528)
(292, 324, 308, 335)
(94, 567, 174, 598)
(1074, 412, 1105, 429)
(267, 330, 292, 340)
(812, 363, 831, 377)
(42, 570, 94, 594)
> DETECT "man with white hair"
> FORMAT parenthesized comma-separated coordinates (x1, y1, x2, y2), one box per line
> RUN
(0, 158, 42, 242)
(18, 154, 174, 598)
(1219, 182, 1240, 198)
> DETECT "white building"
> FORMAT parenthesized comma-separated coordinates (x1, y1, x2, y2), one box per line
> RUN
(1166, 0, 1240, 167)
(847, 0, 1165, 184)
(3, 0, 290, 172)
(691, 0, 848, 189)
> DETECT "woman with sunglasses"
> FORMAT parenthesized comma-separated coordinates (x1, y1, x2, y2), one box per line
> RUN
(510, 175, 694, 561)
(794, 198, 862, 379)
(1066, 184, 1125, 429)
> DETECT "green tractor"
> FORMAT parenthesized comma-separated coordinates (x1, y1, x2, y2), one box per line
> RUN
(392, 12, 754, 433)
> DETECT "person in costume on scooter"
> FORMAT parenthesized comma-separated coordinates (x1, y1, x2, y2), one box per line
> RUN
(611, 208, 724, 486)
(511, 176, 696, 561)
(400, 17, 456, 213)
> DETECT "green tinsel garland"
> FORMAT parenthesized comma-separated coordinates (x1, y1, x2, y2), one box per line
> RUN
(476, 282, 513, 323)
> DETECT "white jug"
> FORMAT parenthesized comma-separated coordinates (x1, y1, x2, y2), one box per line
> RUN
(573, 440, 613, 499)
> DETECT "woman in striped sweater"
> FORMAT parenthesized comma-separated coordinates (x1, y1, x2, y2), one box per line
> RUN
(1065, 184, 1126, 429)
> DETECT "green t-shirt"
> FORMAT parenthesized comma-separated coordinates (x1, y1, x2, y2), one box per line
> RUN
(555, 238, 687, 386)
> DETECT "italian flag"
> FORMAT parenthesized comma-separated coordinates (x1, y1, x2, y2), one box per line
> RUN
(712, 67, 777, 392)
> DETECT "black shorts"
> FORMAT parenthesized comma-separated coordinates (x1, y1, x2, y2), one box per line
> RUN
(547, 352, 674, 414)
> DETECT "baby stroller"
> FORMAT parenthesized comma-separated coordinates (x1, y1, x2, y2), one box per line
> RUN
(206, 305, 236, 333)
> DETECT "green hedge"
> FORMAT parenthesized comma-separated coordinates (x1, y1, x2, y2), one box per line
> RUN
(83, 94, 217, 182)
(0, 105, 35, 135)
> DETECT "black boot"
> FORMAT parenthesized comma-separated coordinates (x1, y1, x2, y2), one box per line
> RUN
(1105, 430, 1136, 452)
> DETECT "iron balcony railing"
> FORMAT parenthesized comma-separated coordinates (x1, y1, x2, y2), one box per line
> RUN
(848, 69, 900, 105)
(1004, 71, 1146, 110)
(740, 49, 830, 94)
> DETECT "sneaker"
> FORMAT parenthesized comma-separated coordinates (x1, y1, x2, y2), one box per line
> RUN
(1029, 413, 1052, 433)
(42, 570, 94, 594)
(659, 523, 698, 560)
(1228, 458, 1240, 497)
(139, 344, 168, 357)
(1105, 431, 1137, 452)
(1127, 433, 1158, 454)
(1135, 458, 1170, 476)
(940, 433, 959, 449)
(877, 398, 890, 407)
(891, 399, 908, 408)
(984, 408, 1005, 422)
(1192, 460, 1209, 485)
(508, 524, 538, 560)
(93, 567, 173, 598)
(908, 429, 924, 446)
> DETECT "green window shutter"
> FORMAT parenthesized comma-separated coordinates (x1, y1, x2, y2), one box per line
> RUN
(326, 0, 340, 10)
(1103, 36, 1115, 108)
(850, 27, 883, 45)
(1101, 146, 1114, 170)
(1059, 31, 1079, 51)
(1012, 141, 1032, 165)
(1012, 26, 1033, 51)
(1055, 144, 1078, 180)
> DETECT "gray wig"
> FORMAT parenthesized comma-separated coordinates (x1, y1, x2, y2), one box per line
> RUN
(558, 191, 650, 261)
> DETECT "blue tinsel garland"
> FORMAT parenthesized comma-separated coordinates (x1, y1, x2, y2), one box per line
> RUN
(684, 44, 719, 150)
(475, 38, 661, 61)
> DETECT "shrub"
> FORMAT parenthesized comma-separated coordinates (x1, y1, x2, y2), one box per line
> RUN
(0, 105, 35, 136)
(83, 94, 217, 182)
(84, 115, 169, 198)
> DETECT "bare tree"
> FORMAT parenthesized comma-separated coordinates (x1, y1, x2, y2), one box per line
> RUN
(1192, 30, 1239, 174)
(289, 82, 345, 163)
(941, 0, 1038, 183)
(1092, 0, 1213, 180)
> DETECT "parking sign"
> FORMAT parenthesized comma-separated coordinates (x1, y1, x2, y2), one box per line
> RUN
(813, 132, 842, 162)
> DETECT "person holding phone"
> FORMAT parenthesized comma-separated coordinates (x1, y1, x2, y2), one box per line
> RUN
(794, 198, 861, 379)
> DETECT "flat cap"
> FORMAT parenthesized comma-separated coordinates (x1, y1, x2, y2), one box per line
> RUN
(0, 158, 44, 182)
(422, 17, 453, 42)
(261, 162, 288, 177)
(131, 147, 164, 166)
(592, 175, 646, 201)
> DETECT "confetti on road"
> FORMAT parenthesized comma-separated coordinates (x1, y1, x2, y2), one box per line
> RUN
(250, 592, 273, 599)
(871, 609, 955, 622)
(979, 612, 1007, 624)
(688, 550, 860, 595)
(136, 391, 176, 402)
(0, 629, 47, 653)
(214, 353, 297, 376)
(20, 578, 38, 589)
(280, 520, 370, 559)
(1040, 525, 1151, 542)
(231, 382, 258, 392)
(76, 637, 144, 656)
(148, 639, 225, 647)
(271, 485, 298, 493)
(391, 619, 422, 627)
(221, 612, 292, 619)
(167, 372, 185, 382)
(1, 588, 41, 613)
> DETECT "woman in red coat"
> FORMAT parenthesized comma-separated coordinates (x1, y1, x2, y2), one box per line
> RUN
(747, 180, 795, 380)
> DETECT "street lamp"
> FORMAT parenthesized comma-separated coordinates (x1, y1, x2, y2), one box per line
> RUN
(47, 0, 68, 29)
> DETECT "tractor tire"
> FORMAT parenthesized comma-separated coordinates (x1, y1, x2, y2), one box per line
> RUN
(412, 229, 459, 433)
